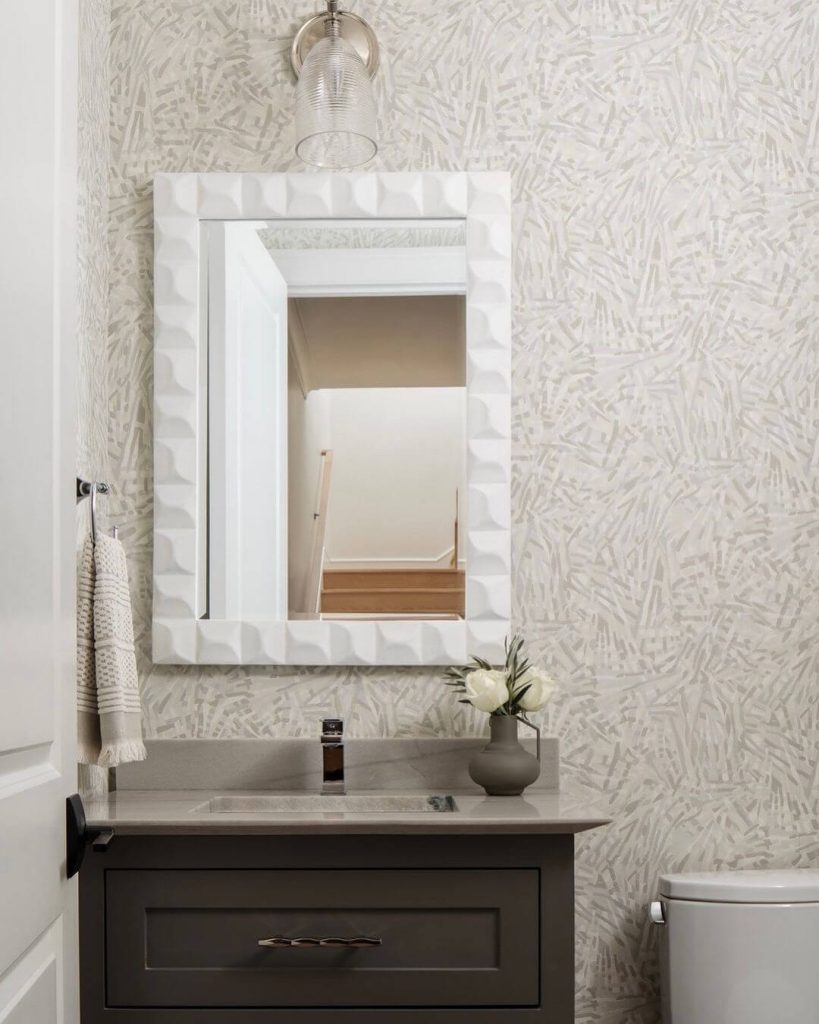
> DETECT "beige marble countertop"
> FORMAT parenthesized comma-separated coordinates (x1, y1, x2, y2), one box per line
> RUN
(85, 788, 611, 836)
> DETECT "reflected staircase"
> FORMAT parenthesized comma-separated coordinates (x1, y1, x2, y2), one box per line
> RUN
(320, 568, 465, 618)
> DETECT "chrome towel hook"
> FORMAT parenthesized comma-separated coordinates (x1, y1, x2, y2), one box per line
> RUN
(76, 478, 111, 544)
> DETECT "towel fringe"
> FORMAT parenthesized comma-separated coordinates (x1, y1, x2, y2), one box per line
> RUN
(77, 747, 102, 766)
(97, 741, 148, 769)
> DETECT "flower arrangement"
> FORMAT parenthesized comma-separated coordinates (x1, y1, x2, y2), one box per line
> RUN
(444, 634, 557, 720)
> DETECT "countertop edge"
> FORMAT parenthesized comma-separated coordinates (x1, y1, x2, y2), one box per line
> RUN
(83, 788, 612, 836)
(85, 818, 612, 836)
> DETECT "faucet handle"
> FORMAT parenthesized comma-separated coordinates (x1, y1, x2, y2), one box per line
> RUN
(321, 718, 343, 740)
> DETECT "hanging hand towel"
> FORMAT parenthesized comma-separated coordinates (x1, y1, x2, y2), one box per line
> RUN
(77, 534, 147, 767)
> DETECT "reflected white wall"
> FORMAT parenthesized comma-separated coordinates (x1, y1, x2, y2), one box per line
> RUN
(287, 358, 330, 613)
(323, 387, 466, 569)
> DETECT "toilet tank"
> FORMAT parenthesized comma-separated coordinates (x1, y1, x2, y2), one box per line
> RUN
(653, 870, 819, 1024)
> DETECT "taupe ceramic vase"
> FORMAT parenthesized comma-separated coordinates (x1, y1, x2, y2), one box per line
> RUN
(468, 716, 540, 796)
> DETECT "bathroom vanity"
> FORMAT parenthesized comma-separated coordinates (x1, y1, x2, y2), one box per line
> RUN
(79, 787, 608, 1023)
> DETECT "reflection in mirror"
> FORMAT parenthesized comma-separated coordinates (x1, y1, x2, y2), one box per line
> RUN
(205, 219, 467, 624)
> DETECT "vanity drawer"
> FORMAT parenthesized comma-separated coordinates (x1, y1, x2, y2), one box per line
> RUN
(105, 867, 539, 1009)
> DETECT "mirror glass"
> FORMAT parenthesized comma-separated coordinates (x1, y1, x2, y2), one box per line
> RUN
(204, 218, 467, 623)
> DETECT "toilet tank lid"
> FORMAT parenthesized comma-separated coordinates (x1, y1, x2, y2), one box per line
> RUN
(659, 870, 819, 903)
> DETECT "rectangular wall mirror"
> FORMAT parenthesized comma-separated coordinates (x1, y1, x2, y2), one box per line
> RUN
(153, 172, 510, 665)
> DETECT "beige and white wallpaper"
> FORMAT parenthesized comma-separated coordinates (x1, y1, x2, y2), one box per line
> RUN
(78, 0, 110, 483)
(95, 1, 819, 1020)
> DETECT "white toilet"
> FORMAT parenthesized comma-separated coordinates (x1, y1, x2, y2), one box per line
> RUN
(651, 869, 819, 1024)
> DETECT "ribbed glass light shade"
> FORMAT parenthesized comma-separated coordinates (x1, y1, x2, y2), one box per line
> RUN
(295, 35, 378, 169)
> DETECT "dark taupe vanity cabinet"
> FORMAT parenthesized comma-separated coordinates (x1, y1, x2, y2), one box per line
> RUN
(80, 832, 578, 1022)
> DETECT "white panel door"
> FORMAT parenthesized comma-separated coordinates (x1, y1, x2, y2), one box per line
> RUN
(0, 0, 79, 1022)
(208, 223, 288, 621)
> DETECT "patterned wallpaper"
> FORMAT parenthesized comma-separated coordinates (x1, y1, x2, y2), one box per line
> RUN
(102, 2, 818, 1021)
(78, 0, 110, 484)
(257, 222, 466, 249)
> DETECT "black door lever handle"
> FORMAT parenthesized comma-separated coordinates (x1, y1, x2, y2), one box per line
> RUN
(66, 794, 115, 878)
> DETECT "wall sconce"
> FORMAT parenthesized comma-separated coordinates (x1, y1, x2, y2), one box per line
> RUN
(291, 0, 379, 169)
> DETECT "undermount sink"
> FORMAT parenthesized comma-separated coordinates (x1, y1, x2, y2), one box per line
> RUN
(192, 794, 458, 815)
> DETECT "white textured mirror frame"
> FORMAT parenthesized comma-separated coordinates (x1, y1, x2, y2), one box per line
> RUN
(153, 171, 511, 666)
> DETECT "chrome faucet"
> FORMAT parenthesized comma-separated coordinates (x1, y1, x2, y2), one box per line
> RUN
(321, 719, 345, 794)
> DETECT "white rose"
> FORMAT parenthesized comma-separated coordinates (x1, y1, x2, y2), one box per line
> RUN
(513, 668, 557, 712)
(464, 668, 509, 713)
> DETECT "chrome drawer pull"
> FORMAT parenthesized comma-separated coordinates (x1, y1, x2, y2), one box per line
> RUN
(258, 936, 382, 950)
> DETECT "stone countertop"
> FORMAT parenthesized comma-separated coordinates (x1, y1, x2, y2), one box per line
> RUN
(85, 788, 611, 836)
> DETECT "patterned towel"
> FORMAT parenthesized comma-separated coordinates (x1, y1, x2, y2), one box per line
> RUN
(77, 534, 147, 767)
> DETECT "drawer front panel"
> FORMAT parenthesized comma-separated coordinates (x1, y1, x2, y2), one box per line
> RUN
(106, 868, 539, 1008)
